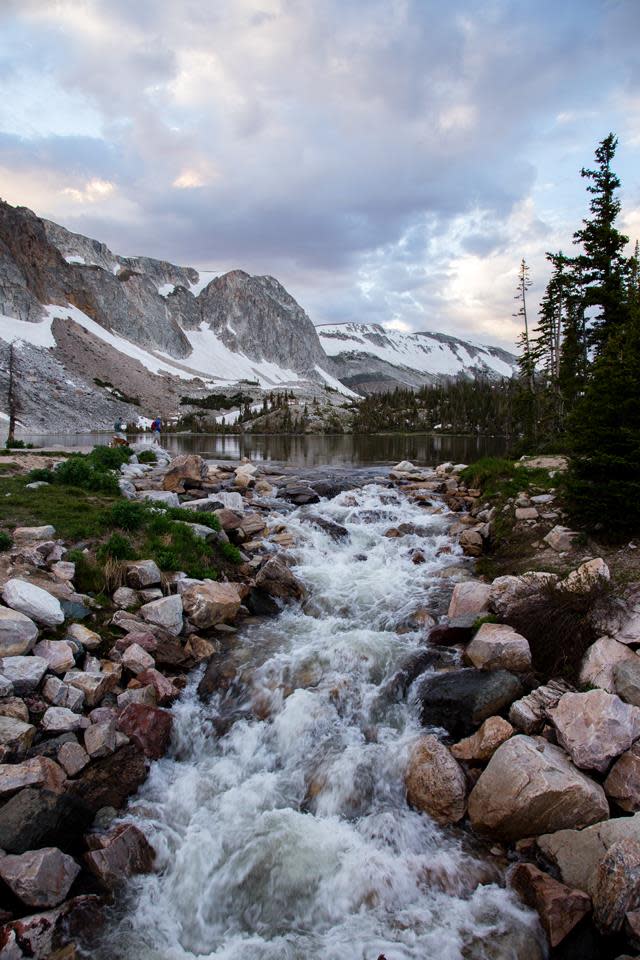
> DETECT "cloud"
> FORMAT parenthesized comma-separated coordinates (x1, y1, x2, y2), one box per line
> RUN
(0, 0, 639, 350)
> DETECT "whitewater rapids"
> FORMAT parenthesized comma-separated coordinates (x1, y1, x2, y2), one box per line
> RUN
(96, 482, 544, 960)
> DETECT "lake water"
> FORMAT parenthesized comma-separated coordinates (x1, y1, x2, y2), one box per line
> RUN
(19, 432, 508, 467)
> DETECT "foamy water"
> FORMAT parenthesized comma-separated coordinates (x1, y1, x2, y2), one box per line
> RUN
(95, 484, 544, 960)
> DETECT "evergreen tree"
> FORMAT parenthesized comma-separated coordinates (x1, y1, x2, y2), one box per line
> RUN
(574, 133, 629, 353)
(514, 258, 535, 390)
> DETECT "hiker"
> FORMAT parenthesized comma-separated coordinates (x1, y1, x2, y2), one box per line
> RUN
(111, 418, 129, 447)
(151, 416, 162, 443)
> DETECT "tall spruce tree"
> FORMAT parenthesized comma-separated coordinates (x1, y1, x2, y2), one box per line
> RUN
(574, 133, 629, 354)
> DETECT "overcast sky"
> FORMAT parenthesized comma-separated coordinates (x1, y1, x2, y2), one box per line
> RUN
(1, 0, 639, 349)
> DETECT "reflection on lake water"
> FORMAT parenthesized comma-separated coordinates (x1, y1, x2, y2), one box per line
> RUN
(19, 431, 508, 467)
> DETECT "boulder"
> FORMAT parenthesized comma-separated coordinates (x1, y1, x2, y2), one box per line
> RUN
(33, 639, 75, 675)
(507, 862, 591, 948)
(254, 558, 306, 601)
(65, 622, 102, 652)
(0, 847, 80, 908)
(135, 668, 178, 705)
(404, 735, 467, 824)
(0, 715, 36, 758)
(459, 529, 484, 557)
(614, 659, 640, 708)
(42, 677, 85, 713)
(489, 572, 557, 619)
(121, 642, 155, 675)
(114, 630, 158, 654)
(0, 607, 38, 657)
(427, 615, 476, 646)
(579, 637, 637, 693)
(563, 557, 610, 591)
(117, 703, 172, 759)
(63, 670, 110, 707)
(51, 560, 75, 581)
(41, 706, 89, 734)
(0, 786, 92, 854)
(0, 694, 26, 721)
(84, 823, 154, 890)
(604, 744, 640, 812)
(181, 581, 242, 629)
(13, 524, 56, 541)
(125, 560, 162, 590)
(515, 507, 539, 521)
(468, 735, 609, 841)
(0, 674, 12, 698)
(0, 655, 48, 694)
(593, 837, 640, 933)
(544, 526, 580, 552)
(1, 579, 64, 627)
(84, 720, 117, 759)
(451, 716, 513, 762)
(548, 689, 640, 772)
(138, 490, 180, 507)
(112, 586, 140, 609)
(162, 454, 207, 491)
(3, 893, 103, 958)
(140, 595, 183, 636)
(538, 813, 640, 896)
(465, 623, 531, 672)
(0, 757, 65, 799)
(57, 741, 89, 777)
(65, 744, 147, 814)
(117, 684, 157, 709)
(447, 581, 491, 619)
(416, 668, 523, 739)
(508, 679, 573, 734)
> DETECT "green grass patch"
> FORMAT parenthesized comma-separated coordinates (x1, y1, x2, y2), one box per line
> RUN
(0, 531, 12, 551)
(459, 457, 556, 499)
(137, 449, 157, 464)
(219, 541, 242, 564)
(0, 475, 118, 541)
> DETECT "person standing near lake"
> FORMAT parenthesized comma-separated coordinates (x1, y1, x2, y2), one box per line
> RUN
(151, 416, 162, 443)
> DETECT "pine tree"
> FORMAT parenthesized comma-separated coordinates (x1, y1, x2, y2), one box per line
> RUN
(514, 258, 535, 390)
(574, 133, 629, 354)
(6, 343, 18, 446)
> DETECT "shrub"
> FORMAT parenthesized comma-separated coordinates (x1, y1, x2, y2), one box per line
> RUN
(502, 573, 615, 679)
(137, 450, 157, 464)
(54, 456, 120, 495)
(65, 549, 104, 594)
(87, 445, 132, 470)
(5, 439, 33, 449)
(219, 541, 242, 564)
(97, 532, 135, 561)
(0, 531, 12, 551)
(161, 506, 220, 531)
(103, 500, 149, 532)
(28, 468, 55, 483)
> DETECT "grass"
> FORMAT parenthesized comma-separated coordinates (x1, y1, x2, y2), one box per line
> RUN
(137, 449, 157, 464)
(459, 457, 557, 499)
(0, 476, 118, 540)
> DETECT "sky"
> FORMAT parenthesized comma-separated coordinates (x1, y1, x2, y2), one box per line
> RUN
(1, 0, 639, 351)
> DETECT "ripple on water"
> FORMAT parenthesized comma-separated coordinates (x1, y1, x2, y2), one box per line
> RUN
(94, 484, 545, 960)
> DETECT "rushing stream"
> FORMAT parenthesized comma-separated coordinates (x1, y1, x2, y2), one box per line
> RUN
(96, 482, 543, 960)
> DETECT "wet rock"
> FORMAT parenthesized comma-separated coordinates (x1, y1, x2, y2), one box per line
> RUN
(3, 893, 103, 960)
(0, 847, 80, 908)
(42, 677, 85, 713)
(604, 744, 640, 812)
(468, 735, 609, 841)
(84, 823, 154, 890)
(428, 615, 476, 646)
(140, 595, 183, 636)
(2, 579, 64, 627)
(447, 581, 491, 618)
(593, 837, 640, 933)
(507, 862, 591, 948)
(33, 640, 75, 675)
(41, 707, 89, 734)
(416, 668, 523, 738)
(405, 735, 467, 824)
(162, 454, 207, 492)
(0, 608, 38, 657)
(0, 715, 36, 758)
(508, 679, 574, 734)
(614, 659, 640, 708)
(544, 525, 580, 552)
(183, 635, 217, 663)
(181, 581, 242, 629)
(65, 744, 147, 814)
(116, 703, 172, 759)
(125, 559, 162, 590)
(548, 689, 640, 773)
(245, 588, 280, 616)
(538, 813, 640, 896)
(0, 787, 92, 854)
(451, 716, 513, 762)
(62, 670, 110, 708)
(65, 623, 102, 651)
(135, 668, 178, 705)
(57, 741, 89, 777)
(465, 623, 532, 672)
(579, 637, 637, 693)
(0, 656, 48, 695)
(305, 515, 349, 541)
(0, 757, 65, 799)
(255, 557, 306, 601)
(121, 642, 155, 675)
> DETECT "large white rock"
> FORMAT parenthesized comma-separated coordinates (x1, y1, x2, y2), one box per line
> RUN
(579, 637, 637, 693)
(1, 579, 64, 627)
(544, 526, 580, 552)
(216, 491, 244, 513)
(41, 706, 89, 733)
(181, 581, 242, 629)
(0, 655, 48, 694)
(447, 581, 491, 619)
(140, 594, 183, 636)
(138, 490, 180, 507)
(0, 606, 38, 657)
(466, 623, 532, 672)
(121, 642, 155, 675)
(126, 560, 162, 589)
(12, 525, 56, 542)
(538, 813, 640, 896)
(548, 689, 640, 773)
(468, 734, 609, 841)
(563, 557, 610, 591)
